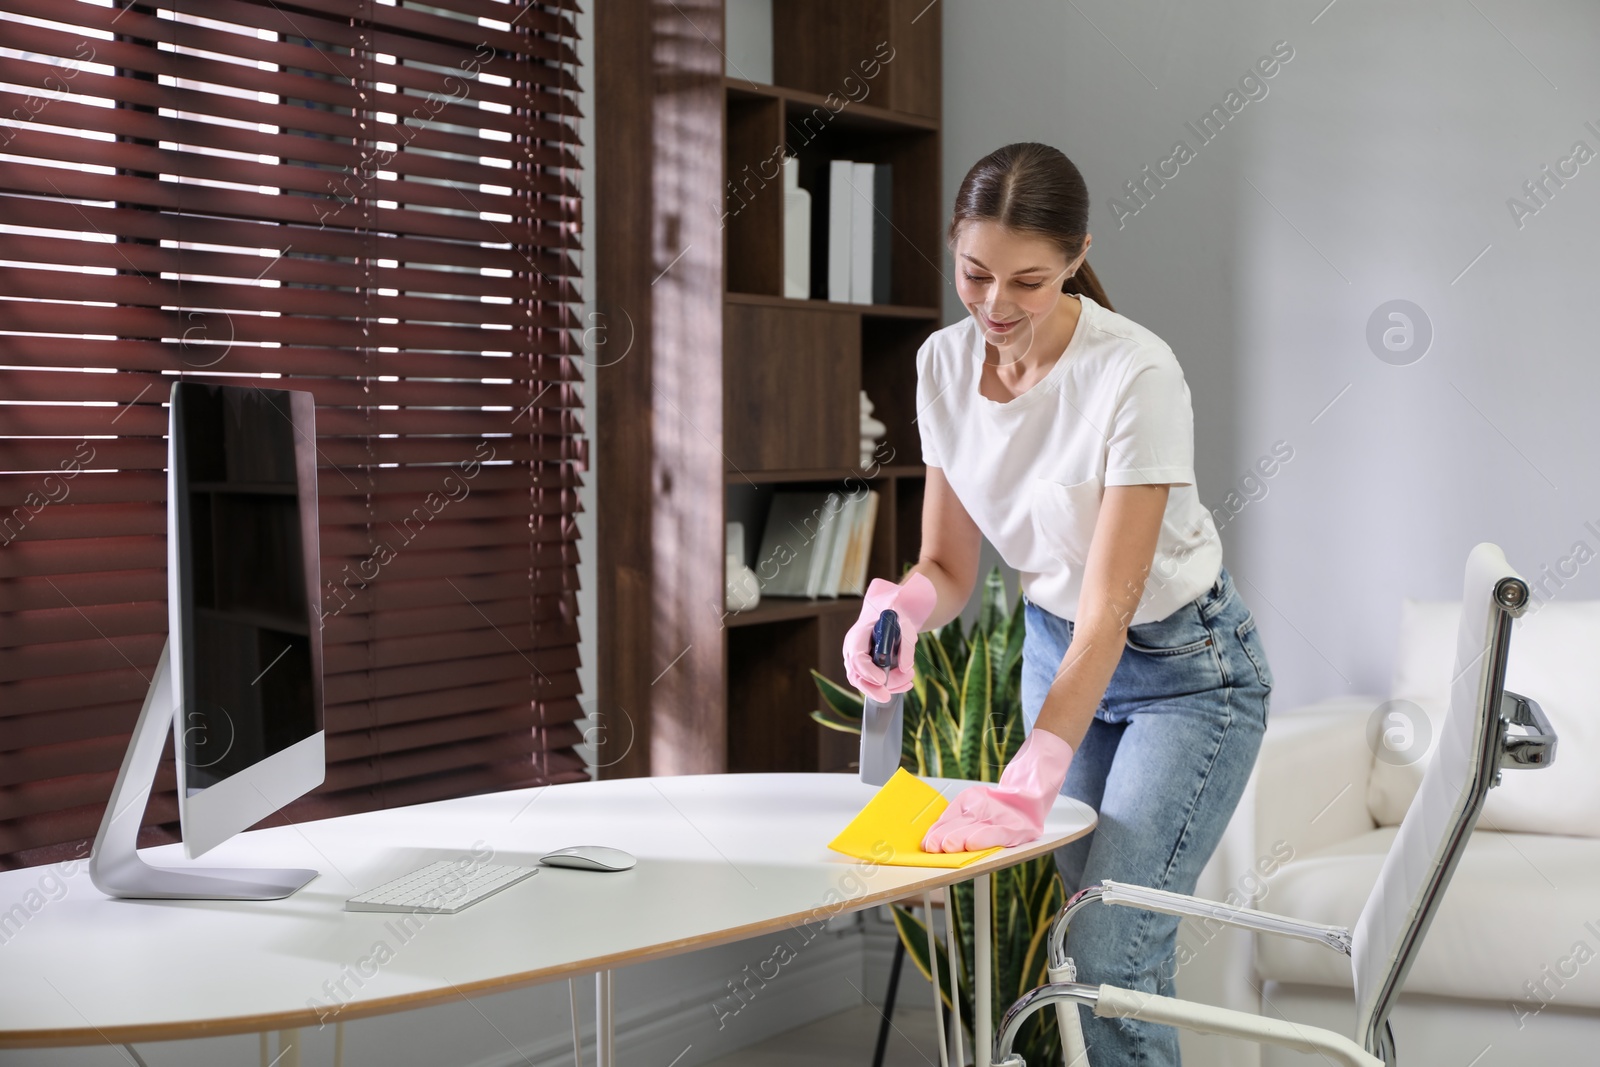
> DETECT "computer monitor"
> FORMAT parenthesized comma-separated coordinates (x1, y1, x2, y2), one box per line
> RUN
(90, 382, 326, 900)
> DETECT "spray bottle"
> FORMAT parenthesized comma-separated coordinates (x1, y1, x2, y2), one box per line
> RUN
(858, 608, 905, 786)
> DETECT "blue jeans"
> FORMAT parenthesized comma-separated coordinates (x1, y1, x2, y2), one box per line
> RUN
(1020, 564, 1273, 1066)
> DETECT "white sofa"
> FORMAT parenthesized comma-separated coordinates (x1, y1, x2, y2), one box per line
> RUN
(1186, 598, 1600, 1066)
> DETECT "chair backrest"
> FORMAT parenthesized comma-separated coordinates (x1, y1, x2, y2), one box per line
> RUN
(1349, 542, 1529, 1056)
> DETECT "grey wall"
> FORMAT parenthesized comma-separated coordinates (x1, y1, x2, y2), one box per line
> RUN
(941, 0, 1600, 712)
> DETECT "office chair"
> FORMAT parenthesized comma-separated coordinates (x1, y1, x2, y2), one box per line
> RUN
(992, 542, 1559, 1067)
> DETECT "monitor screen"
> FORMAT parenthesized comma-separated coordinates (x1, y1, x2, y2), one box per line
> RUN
(170, 383, 323, 794)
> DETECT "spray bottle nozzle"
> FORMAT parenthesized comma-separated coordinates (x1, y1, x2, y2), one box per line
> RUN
(870, 609, 901, 673)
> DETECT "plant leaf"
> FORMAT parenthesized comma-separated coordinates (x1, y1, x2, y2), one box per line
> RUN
(938, 614, 966, 681)
(935, 699, 960, 780)
(978, 566, 1008, 635)
(957, 628, 993, 781)
(809, 709, 863, 736)
(809, 669, 865, 722)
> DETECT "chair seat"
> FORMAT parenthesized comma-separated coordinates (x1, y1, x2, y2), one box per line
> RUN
(1256, 828, 1600, 1007)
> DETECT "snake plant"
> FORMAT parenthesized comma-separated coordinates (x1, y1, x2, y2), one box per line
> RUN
(811, 567, 1065, 1066)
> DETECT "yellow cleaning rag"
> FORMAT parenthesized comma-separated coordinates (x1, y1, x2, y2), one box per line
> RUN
(828, 768, 1002, 868)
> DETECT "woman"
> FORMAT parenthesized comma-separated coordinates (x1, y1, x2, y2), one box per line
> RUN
(842, 142, 1273, 1064)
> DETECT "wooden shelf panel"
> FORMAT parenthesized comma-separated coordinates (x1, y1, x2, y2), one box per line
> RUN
(724, 78, 938, 133)
(725, 463, 924, 485)
(770, 0, 941, 122)
(725, 291, 938, 320)
(725, 595, 864, 628)
(724, 300, 859, 471)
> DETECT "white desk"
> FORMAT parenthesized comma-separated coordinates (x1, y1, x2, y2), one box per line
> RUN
(0, 773, 1095, 1064)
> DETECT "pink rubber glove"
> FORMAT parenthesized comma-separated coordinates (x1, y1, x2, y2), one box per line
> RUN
(843, 573, 938, 704)
(922, 728, 1075, 851)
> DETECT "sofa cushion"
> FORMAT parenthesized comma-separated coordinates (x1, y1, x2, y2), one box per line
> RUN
(1367, 598, 1600, 837)
(1255, 828, 1600, 1009)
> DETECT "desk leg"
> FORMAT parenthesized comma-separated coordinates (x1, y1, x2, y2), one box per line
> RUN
(274, 1029, 302, 1067)
(595, 969, 615, 1067)
(974, 872, 992, 1067)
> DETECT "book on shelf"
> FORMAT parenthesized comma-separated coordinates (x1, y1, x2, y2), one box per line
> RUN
(825, 160, 853, 303)
(818, 492, 861, 598)
(849, 162, 874, 305)
(808, 158, 894, 305)
(806, 490, 847, 598)
(871, 164, 893, 305)
(838, 489, 879, 597)
(755, 492, 828, 598)
(754, 488, 879, 600)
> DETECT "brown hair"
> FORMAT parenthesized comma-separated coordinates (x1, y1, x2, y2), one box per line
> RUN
(947, 141, 1112, 312)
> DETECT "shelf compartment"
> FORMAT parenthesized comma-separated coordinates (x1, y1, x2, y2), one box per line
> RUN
(862, 315, 928, 473)
(724, 301, 859, 472)
(725, 92, 785, 297)
(725, 78, 938, 134)
(770, 0, 940, 120)
(783, 120, 941, 310)
(727, 615, 824, 772)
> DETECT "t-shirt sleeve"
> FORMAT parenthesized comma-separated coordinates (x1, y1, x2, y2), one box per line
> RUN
(1103, 355, 1195, 487)
(914, 336, 943, 468)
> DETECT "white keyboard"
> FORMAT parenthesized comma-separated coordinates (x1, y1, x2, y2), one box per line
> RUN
(345, 860, 539, 914)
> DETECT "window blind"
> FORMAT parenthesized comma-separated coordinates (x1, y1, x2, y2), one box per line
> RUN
(0, 0, 588, 868)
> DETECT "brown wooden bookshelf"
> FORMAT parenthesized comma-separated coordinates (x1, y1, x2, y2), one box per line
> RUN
(724, 596, 865, 628)
(597, 0, 943, 779)
(724, 291, 939, 320)
(725, 463, 925, 485)
(723, 79, 939, 134)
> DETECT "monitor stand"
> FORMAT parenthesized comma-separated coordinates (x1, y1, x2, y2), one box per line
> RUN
(89, 641, 318, 900)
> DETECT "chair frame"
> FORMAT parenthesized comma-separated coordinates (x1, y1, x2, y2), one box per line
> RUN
(992, 562, 1558, 1067)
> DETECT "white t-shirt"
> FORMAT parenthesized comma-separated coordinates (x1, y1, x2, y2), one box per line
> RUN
(915, 293, 1222, 625)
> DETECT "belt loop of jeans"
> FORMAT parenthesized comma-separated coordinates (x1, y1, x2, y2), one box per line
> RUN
(1198, 565, 1232, 622)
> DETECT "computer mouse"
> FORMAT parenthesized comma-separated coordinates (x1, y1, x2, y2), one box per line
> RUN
(539, 845, 637, 872)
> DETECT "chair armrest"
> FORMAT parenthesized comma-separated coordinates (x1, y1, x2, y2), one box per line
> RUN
(1500, 690, 1558, 769)
(1257, 696, 1381, 862)
(1092, 985, 1382, 1067)
(1098, 880, 1351, 954)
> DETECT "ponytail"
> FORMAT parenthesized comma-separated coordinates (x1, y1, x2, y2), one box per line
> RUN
(1062, 259, 1113, 313)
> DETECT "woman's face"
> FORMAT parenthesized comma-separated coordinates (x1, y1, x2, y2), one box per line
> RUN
(953, 220, 1088, 357)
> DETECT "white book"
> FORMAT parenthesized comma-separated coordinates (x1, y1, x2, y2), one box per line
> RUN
(782, 157, 811, 299)
(836, 491, 869, 597)
(849, 162, 875, 304)
(827, 159, 854, 303)
(841, 490, 879, 596)
(819, 493, 861, 598)
(805, 491, 844, 598)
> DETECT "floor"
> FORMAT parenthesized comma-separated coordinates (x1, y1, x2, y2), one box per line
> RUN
(701, 1003, 951, 1067)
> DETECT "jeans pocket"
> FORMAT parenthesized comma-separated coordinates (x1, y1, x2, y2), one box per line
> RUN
(1124, 602, 1214, 657)
(1236, 611, 1273, 689)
